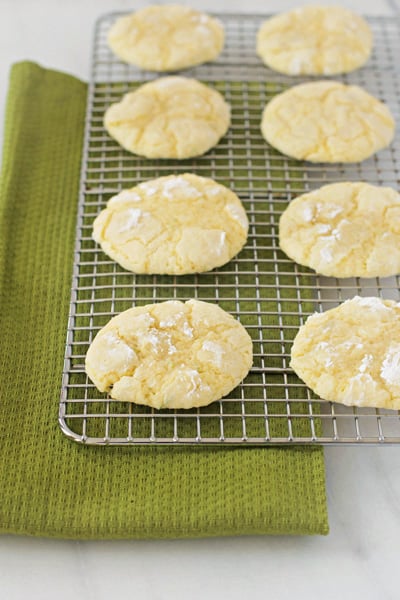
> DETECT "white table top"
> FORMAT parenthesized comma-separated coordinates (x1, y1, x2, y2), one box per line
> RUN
(1, 1, 400, 599)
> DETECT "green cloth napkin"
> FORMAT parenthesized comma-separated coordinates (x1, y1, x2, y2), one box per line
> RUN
(0, 61, 328, 539)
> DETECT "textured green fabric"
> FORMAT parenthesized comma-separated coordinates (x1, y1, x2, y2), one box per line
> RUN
(0, 61, 328, 539)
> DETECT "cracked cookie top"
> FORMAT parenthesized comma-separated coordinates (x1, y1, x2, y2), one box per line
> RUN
(291, 296, 400, 410)
(104, 76, 231, 159)
(279, 182, 400, 278)
(257, 5, 372, 76)
(92, 173, 248, 275)
(261, 81, 395, 163)
(85, 299, 253, 410)
(107, 5, 224, 71)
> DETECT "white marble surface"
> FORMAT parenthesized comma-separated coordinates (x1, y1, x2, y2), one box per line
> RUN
(1, 1, 400, 598)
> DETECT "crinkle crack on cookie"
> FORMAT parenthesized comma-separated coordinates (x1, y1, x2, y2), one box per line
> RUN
(107, 4, 224, 71)
(85, 300, 253, 410)
(279, 182, 400, 278)
(104, 76, 231, 159)
(257, 5, 372, 76)
(261, 81, 395, 163)
(92, 174, 248, 275)
(290, 296, 400, 410)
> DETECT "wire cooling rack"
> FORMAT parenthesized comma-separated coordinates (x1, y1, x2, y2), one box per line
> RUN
(59, 12, 400, 445)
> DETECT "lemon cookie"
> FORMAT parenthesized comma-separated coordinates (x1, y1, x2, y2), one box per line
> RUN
(93, 174, 248, 274)
(257, 6, 372, 76)
(261, 81, 395, 163)
(107, 5, 224, 71)
(85, 300, 253, 409)
(279, 182, 400, 278)
(104, 77, 230, 159)
(291, 296, 400, 410)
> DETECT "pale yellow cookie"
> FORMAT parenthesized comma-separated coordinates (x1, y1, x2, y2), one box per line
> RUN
(291, 296, 400, 410)
(108, 5, 224, 71)
(92, 174, 248, 275)
(279, 182, 400, 278)
(261, 81, 395, 163)
(85, 300, 253, 409)
(104, 77, 230, 159)
(257, 6, 372, 76)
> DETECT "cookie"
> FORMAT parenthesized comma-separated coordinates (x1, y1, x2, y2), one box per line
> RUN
(290, 296, 400, 410)
(107, 5, 224, 71)
(279, 182, 400, 278)
(257, 6, 372, 76)
(85, 300, 253, 410)
(104, 77, 230, 159)
(92, 174, 248, 275)
(261, 81, 395, 163)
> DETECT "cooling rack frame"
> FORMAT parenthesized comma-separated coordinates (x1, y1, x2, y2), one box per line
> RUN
(59, 12, 400, 445)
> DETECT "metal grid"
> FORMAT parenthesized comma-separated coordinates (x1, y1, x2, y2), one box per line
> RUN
(59, 12, 400, 445)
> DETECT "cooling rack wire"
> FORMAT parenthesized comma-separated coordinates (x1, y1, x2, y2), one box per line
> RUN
(59, 12, 400, 445)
